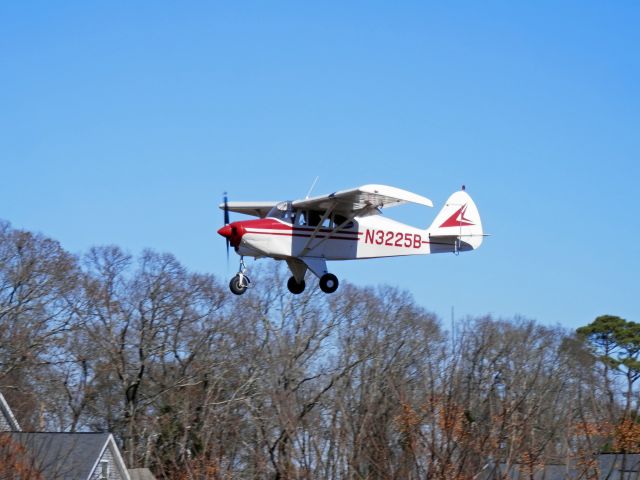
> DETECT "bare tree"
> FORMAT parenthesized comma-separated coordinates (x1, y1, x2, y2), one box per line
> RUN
(0, 221, 81, 429)
(75, 246, 229, 467)
(2, 218, 631, 478)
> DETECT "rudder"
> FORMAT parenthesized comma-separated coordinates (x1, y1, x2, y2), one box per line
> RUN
(427, 189, 484, 252)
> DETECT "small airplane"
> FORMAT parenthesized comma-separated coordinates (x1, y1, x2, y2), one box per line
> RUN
(218, 184, 484, 295)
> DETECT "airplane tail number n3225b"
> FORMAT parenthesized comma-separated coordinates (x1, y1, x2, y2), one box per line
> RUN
(217, 184, 485, 295)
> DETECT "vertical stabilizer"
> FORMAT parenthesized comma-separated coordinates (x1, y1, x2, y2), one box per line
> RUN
(427, 189, 484, 251)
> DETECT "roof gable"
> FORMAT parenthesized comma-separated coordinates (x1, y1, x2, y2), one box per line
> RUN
(88, 433, 131, 480)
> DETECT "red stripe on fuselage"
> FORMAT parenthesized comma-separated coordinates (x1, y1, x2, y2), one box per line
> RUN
(246, 230, 360, 241)
(240, 218, 361, 239)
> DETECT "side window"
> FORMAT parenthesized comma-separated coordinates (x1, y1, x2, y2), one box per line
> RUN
(304, 211, 341, 228)
(334, 214, 354, 229)
(307, 211, 322, 227)
(292, 209, 305, 225)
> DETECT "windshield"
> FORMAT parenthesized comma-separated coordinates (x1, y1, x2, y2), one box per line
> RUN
(266, 201, 294, 223)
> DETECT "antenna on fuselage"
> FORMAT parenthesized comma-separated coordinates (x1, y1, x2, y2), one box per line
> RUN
(305, 176, 320, 199)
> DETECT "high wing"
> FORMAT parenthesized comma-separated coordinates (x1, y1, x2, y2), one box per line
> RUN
(292, 184, 433, 215)
(219, 201, 278, 218)
(218, 185, 432, 219)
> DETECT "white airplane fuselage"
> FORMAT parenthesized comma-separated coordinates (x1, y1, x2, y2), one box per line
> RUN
(231, 215, 445, 261)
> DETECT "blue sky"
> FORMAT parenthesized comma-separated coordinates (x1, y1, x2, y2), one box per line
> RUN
(1, 1, 638, 329)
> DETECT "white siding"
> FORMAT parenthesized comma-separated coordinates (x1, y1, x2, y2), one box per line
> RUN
(0, 412, 12, 431)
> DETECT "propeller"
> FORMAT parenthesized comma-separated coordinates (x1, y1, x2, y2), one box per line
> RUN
(218, 192, 245, 264)
(223, 192, 230, 261)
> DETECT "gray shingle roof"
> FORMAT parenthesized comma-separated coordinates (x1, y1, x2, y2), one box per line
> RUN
(599, 453, 640, 475)
(488, 455, 640, 480)
(0, 432, 110, 480)
(128, 468, 157, 480)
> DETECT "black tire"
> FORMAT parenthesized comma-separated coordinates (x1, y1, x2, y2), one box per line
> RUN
(287, 276, 306, 294)
(319, 273, 339, 293)
(229, 275, 248, 295)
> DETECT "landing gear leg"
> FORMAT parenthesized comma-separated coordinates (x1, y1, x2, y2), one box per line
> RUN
(229, 257, 250, 295)
(319, 273, 339, 294)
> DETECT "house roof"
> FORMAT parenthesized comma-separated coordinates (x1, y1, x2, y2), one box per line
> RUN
(129, 468, 158, 480)
(0, 432, 128, 480)
(494, 463, 572, 480)
(599, 453, 640, 473)
(492, 455, 640, 480)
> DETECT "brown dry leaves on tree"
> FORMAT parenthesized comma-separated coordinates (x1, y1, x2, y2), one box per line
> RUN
(0, 436, 43, 480)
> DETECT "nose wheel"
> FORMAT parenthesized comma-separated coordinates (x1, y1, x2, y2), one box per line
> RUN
(229, 257, 250, 295)
(229, 275, 249, 295)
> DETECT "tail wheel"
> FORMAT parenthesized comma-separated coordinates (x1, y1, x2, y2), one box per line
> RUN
(319, 273, 339, 294)
(287, 276, 306, 294)
(229, 275, 248, 295)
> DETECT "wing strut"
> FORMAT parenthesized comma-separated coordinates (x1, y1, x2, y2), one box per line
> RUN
(300, 208, 361, 257)
(298, 205, 335, 256)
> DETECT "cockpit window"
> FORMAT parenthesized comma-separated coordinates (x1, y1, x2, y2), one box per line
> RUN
(267, 201, 294, 223)
(267, 205, 355, 229)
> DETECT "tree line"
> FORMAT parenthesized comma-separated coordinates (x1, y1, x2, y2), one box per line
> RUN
(0, 219, 638, 479)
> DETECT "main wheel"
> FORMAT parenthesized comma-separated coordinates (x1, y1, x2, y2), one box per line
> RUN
(319, 273, 339, 293)
(287, 276, 306, 294)
(229, 275, 248, 295)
